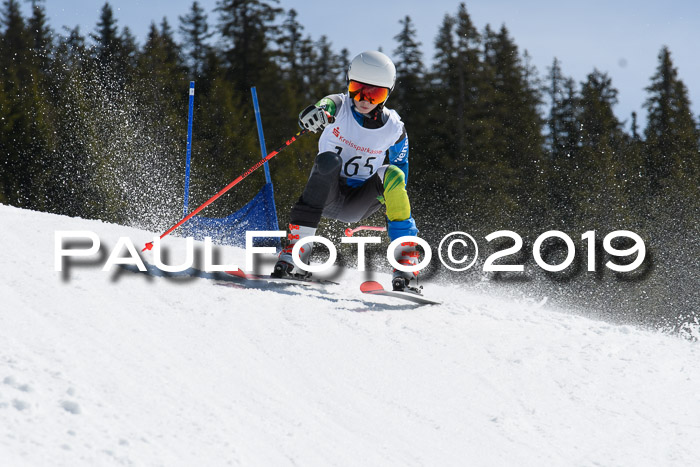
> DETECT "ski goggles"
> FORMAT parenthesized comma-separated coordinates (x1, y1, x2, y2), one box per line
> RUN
(348, 80, 389, 104)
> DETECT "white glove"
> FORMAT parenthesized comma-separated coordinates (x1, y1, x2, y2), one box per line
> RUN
(298, 105, 332, 133)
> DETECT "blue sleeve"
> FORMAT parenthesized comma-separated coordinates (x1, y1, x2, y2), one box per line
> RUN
(388, 134, 409, 184)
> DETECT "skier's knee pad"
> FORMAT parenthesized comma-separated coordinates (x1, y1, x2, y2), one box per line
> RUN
(298, 151, 341, 214)
(383, 165, 411, 221)
(314, 151, 342, 175)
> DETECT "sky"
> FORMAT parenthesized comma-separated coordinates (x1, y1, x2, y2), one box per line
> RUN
(33, 1, 700, 129)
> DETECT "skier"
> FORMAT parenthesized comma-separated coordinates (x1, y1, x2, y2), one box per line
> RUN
(272, 50, 421, 292)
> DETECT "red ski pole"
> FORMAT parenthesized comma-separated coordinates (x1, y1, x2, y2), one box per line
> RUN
(143, 129, 309, 252)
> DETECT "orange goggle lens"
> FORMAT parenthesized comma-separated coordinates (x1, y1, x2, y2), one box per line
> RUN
(348, 80, 389, 104)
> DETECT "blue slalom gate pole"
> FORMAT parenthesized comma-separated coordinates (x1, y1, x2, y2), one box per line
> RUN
(251, 87, 273, 185)
(183, 81, 195, 218)
(251, 86, 279, 229)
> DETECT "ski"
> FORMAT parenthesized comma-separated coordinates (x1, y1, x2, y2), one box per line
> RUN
(360, 281, 441, 306)
(224, 269, 339, 287)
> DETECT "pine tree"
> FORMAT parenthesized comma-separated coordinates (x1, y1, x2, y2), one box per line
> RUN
(544, 59, 580, 224)
(430, 10, 470, 162)
(391, 15, 433, 227)
(643, 46, 699, 192)
(452, 3, 483, 158)
(310, 35, 341, 96)
(482, 24, 545, 230)
(296, 34, 316, 100)
(91, 2, 120, 68)
(574, 69, 627, 228)
(426, 4, 526, 232)
(277, 8, 304, 84)
(47, 26, 99, 218)
(119, 26, 138, 71)
(178, 1, 213, 78)
(90, 3, 136, 89)
(1, 0, 25, 47)
(1, 0, 63, 214)
(158, 17, 180, 65)
(26, 0, 52, 72)
(423, 12, 456, 229)
(640, 46, 700, 247)
(215, 0, 282, 93)
(428, 13, 455, 188)
(1, 0, 33, 207)
(432, 14, 455, 82)
(450, 5, 512, 227)
(426, 7, 486, 229)
(56, 25, 88, 70)
(392, 15, 425, 116)
(25, 0, 62, 213)
(272, 11, 311, 161)
(578, 70, 624, 151)
(137, 21, 186, 114)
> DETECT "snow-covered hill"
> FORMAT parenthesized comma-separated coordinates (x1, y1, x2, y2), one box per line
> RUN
(1, 204, 698, 466)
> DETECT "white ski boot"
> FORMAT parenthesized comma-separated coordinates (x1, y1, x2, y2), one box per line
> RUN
(391, 240, 421, 293)
(272, 224, 316, 278)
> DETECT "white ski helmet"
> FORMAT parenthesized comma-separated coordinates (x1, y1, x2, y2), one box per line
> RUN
(347, 50, 396, 92)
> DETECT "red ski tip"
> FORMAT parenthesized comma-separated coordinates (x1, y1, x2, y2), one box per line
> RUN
(225, 269, 249, 279)
(142, 242, 154, 252)
(344, 227, 353, 237)
(360, 281, 384, 293)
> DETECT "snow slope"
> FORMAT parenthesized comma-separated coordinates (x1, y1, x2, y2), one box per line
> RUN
(0, 204, 698, 466)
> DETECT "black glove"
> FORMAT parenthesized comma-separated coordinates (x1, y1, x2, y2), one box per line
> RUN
(298, 105, 332, 133)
